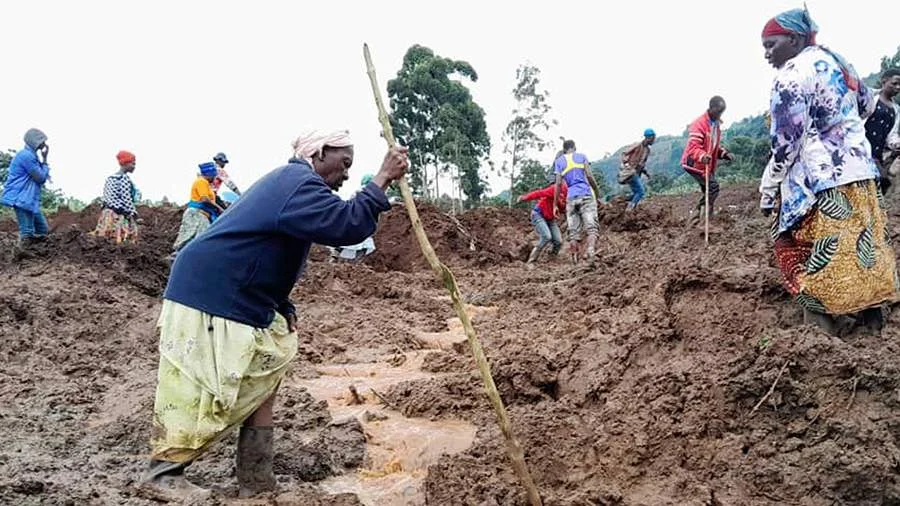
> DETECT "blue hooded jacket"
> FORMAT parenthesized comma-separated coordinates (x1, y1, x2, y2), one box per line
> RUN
(1, 133, 50, 213)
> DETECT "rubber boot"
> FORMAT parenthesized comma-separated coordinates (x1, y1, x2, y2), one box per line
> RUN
(137, 460, 210, 502)
(13, 237, 35, 260)
(236, 426, 276, 497)
(803, 309, 840, 336)
(858, 307, 885, 334)
(526, 243, 545, 268)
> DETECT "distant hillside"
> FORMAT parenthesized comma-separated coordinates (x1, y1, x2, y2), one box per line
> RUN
(589, 113, 769, 198)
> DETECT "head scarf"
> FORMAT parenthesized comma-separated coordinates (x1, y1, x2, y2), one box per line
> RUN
(643, 128, 656, 138)
(291, 129, 353, 163)
(761, 8, 818, 45)
(24, 128, 47, 151)
(761, 7, 859, 91)
(199, 162, 218, 178)
(116, 150, 136, 166)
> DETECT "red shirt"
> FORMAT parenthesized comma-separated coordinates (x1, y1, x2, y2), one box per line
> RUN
(520, 183, 567, 220)
(680, 111, 730, 176)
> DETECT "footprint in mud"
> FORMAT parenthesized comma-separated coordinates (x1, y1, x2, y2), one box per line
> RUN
(290, 301, 494, 506)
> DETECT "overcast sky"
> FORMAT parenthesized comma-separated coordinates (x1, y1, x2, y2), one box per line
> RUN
(1, 0, 898, 204)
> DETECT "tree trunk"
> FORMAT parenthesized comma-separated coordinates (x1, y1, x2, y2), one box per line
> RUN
(508, 140, 519, 208)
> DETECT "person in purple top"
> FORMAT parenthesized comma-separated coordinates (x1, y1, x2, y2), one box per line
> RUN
(553, 139, 602, 265)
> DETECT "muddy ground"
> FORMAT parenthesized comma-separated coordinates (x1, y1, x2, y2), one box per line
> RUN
(3, 184, 900, 505)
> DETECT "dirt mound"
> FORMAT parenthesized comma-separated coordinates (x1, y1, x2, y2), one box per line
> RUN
(5, 185, 900, 505)
(366, 203, 533, 272)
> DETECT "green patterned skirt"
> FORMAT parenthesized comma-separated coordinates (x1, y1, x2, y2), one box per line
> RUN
(773, 180, 899, 315)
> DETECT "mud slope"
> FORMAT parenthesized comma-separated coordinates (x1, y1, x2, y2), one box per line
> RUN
(2, 186, 900, 505)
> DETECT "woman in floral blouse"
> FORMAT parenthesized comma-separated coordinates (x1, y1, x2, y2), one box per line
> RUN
(759, 7, 899, 334)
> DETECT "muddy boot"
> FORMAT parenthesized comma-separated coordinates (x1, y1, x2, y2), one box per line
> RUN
(12, 237, 35, 260)
(803, 309, 843, 336)
(858, 307, 885, 334)
(625, 201, 636, 212)
(237, 426, 276, 497)
(137, 460, 210, 502)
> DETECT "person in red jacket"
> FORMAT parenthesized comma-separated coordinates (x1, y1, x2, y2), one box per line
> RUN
(517, 178, 568, 265)
(681, 96, 735, 223)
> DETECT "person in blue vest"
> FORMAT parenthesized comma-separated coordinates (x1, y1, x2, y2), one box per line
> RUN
(1, 128, 52, 253)
(140, 129, 408, 502)
(553, 139, 602, 265)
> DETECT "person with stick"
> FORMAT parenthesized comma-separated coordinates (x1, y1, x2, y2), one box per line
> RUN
(681, 97, 735, 226)
(553, 139, 601, 265)
(759, 7, 898, 334)
(2, 128, 52, 254)
(864, 69, 900, 192)
(618, 128, 656, 211)
(517, 175, 567, 265)
(140, 129, 408, 501)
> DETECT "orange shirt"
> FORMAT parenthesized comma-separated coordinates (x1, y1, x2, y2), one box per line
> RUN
(190, 177, 215, 203)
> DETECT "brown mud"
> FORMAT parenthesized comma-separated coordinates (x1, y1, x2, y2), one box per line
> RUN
(3, 185, 900, 505)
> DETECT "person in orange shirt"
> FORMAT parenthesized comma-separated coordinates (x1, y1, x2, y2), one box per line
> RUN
(172, 162, 225, 253)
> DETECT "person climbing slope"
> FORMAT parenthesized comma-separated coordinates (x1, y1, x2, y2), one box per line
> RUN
(171, 162, 224, 254)
(618, 128, 656, 211)
(553, 139, 601, 265)
(92, 150, 140, 244)
(759, 6, 899, 334)
(140, 129, 408, 502)
(517, 176, 567, 265)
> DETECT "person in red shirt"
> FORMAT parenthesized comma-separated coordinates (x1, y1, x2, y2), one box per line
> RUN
(681, 96, 735, 223)
(517, 177, 568, 265)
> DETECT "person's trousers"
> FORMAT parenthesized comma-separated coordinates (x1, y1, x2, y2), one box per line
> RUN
(628, 176, 646, 205)
(531, 213, 562, 254)
(688, 171, 720, 210)
(13, 207, 49, 240)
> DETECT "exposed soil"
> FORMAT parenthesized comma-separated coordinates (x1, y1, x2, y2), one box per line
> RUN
(4, 184, 900, 505)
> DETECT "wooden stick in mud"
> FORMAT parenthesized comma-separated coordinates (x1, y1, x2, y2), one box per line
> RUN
(704, 169, 710, 246)
(363, 43, 543, 506)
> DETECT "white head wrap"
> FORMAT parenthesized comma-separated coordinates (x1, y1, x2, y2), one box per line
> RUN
(291, 129, 354, 163)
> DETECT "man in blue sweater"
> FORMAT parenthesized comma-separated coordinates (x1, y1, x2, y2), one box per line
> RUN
(140, 130, 408, 501)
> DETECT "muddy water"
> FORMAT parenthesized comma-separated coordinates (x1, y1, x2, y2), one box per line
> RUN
(294, 303, 496, 505)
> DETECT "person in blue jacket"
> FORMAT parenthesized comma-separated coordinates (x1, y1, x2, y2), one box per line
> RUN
(1, 128, 52, 250)
(140, 129, 408, 502)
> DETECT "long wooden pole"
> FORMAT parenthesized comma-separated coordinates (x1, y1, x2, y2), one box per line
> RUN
(363, 43, 543, 506)
(704, 169, 710, 246)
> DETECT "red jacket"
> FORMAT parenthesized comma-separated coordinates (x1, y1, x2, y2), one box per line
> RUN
(520, 183, 567, 220)
(680, 111, 731, 176)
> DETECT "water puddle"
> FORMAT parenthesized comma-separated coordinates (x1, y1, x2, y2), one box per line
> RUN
(294, 302, 495, 506)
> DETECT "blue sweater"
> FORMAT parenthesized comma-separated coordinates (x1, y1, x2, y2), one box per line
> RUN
(1, 146, 50, 213)
(164, 160, 391, 327)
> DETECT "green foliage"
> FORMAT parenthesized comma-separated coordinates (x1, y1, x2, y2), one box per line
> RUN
(387, 45, 491, 206)
(501, 64, 556, 206)
(864, 45, 900, 88)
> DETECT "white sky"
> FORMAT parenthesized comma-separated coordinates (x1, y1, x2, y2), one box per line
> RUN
(1, 0, 898, 204)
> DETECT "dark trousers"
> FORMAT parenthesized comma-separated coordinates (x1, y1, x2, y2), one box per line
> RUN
(688, 171, 720, 210)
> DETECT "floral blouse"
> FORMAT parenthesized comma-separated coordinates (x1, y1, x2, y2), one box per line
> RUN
(760, 45, 879, 234)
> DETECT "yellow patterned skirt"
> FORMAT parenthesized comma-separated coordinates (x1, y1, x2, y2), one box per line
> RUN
(150, 300, 298, 463)
(91, 208, 138, 244)
(773, 180, 899, 315)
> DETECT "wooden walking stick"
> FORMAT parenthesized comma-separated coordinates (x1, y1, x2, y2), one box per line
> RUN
(704, 168, 710, 246)
(363, 43, 543, 506)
